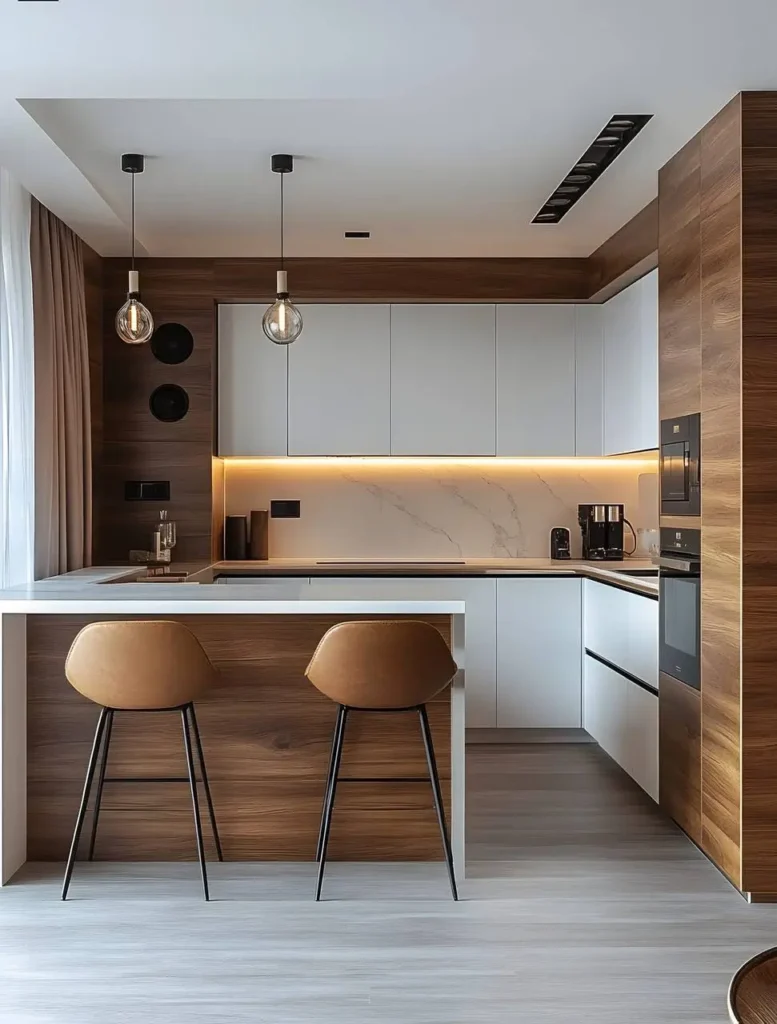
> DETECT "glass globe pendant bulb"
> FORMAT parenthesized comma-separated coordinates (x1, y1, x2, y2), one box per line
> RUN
(262, 270, 303, 345)
(116, 272, 153, 345)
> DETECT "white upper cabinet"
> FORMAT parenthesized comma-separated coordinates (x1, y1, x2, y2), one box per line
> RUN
(496, 305, 576, 456)
(390, 304, 496, 456)
(603, 270, 658, 455)
(288, 305, 391, 456)
(218, 304, 288, 456)
(574, 305, 604, 456)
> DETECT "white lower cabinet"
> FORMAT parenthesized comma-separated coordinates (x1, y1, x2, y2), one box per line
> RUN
(583, 655, 658, 801)
(496, 578, 582, 728)
(304, 576, 497, 728)
(583, 579, 658, 689)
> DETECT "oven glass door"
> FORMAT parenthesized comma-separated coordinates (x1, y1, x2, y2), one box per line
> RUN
(659, 565, 700, 688)
(661, 441, 690, 503)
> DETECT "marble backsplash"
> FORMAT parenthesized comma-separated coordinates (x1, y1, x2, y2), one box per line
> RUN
(223, 457, 659, 560)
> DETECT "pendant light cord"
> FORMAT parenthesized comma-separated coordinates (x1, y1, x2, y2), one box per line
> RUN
(279, 170, 284, 270)
(130, 171, 136, 272)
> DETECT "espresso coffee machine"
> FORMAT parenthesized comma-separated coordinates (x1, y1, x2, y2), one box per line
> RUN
(578, 503, 625, 560)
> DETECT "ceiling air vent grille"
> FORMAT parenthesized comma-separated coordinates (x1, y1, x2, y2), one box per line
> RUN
(532, 114, 653, 223)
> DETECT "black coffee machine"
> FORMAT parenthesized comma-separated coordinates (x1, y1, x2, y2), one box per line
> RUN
(578, 503, 624, 560)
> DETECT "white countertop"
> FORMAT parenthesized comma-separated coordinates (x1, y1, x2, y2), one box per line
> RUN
(0, 557, 657, 614)
(0, 568, 466, 615)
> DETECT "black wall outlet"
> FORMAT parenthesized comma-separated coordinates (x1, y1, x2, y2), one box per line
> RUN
(270, 499, 301, 519)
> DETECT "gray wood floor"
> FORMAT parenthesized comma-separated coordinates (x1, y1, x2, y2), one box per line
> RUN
(2, 743, 775, 1023)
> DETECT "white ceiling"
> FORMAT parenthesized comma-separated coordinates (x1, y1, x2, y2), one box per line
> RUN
(2, 0, 777, 257)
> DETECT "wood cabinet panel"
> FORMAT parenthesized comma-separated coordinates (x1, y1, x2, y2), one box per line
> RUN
(659, 672, 701, 846)
(658, 134, 702, 421)
(700, 95, 743, 887)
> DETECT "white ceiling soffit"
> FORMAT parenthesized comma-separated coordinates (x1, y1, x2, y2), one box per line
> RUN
(2, 0, 777, 257)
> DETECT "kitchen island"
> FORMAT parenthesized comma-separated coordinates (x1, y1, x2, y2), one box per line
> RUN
(0, 570, 465, 884)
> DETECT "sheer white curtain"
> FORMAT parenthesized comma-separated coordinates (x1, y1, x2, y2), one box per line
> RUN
(0, 168, 34, 588)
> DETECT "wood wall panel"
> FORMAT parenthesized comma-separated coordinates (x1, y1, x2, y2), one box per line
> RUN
(739, 93, 777, 894)
(659, 672, 701, 845)
(588, 198, 659, 299)
(658, 136, 702, 420)
(210, 257, 592, 303)
(27, 614, 452, 862)
(699, 95, 743, 887)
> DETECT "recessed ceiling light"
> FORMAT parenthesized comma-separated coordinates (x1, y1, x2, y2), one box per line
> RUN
(532, 113, 653, 223)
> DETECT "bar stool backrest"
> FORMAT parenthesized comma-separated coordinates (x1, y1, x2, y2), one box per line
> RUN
(65, 620, 217, 710)
(305, 619, 457, 709)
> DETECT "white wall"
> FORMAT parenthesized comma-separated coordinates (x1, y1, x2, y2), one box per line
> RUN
(223, 457, 658, 560)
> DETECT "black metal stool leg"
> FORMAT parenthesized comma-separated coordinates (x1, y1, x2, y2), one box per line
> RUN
(87, 709, 114, 861)
(62, 708, 109, 901)
(316, 703, 345, 862)
(181, 708, 210, 901)
(418, 705, 458, 901)
(315, 705, 348, 901)
(187, 704, 223, 861)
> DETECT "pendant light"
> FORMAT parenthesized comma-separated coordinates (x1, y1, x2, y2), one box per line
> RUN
(115, 153, 154, 345)
(262, 154, 303, 345)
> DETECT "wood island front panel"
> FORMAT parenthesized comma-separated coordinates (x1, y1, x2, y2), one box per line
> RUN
(27, 615, 452, 862)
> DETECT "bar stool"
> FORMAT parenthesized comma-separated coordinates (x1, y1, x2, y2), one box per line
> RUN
(61, 620, 223, 901)
(305, 619, 459, 901)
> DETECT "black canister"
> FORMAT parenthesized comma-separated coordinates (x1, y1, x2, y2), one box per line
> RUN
(224, 515, 248, 560)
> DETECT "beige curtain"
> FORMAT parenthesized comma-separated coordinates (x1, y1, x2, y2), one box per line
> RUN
(31, 199, 92, 577)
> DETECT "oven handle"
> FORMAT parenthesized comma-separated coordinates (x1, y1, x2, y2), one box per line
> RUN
(653, 554, 698, 572)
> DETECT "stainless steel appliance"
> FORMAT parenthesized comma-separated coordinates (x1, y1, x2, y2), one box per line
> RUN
(550, 527, 571, 560)
(578, 503, 625, 560)
(657, 526, 700, 689)
(660, 413, 700, 516)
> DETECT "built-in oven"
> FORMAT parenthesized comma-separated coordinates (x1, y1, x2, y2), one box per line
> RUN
(657, 527, 700, 689)
(660, 413, 701, 516)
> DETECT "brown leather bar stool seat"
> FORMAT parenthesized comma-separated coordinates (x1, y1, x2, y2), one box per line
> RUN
(729, 947, 777, 1023)
(61, 620, 222, 901)
(305, 619, 459, 901)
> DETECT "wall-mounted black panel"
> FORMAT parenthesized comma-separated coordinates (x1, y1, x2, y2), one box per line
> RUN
(150, 322, 195, 364)
(149, 384, 189, 422)
(271, 499, 301, 519)
(124, 480, 171, 502)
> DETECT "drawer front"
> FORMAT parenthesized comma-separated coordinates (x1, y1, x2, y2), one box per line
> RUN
(584, 654, 658, 801)
(584, 579, 658, 688)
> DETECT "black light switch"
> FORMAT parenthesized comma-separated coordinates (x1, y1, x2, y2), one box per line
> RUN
(271, 499, 301, 519)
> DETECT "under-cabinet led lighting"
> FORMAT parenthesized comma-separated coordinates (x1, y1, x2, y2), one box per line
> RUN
(221, 455, 657, 469)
